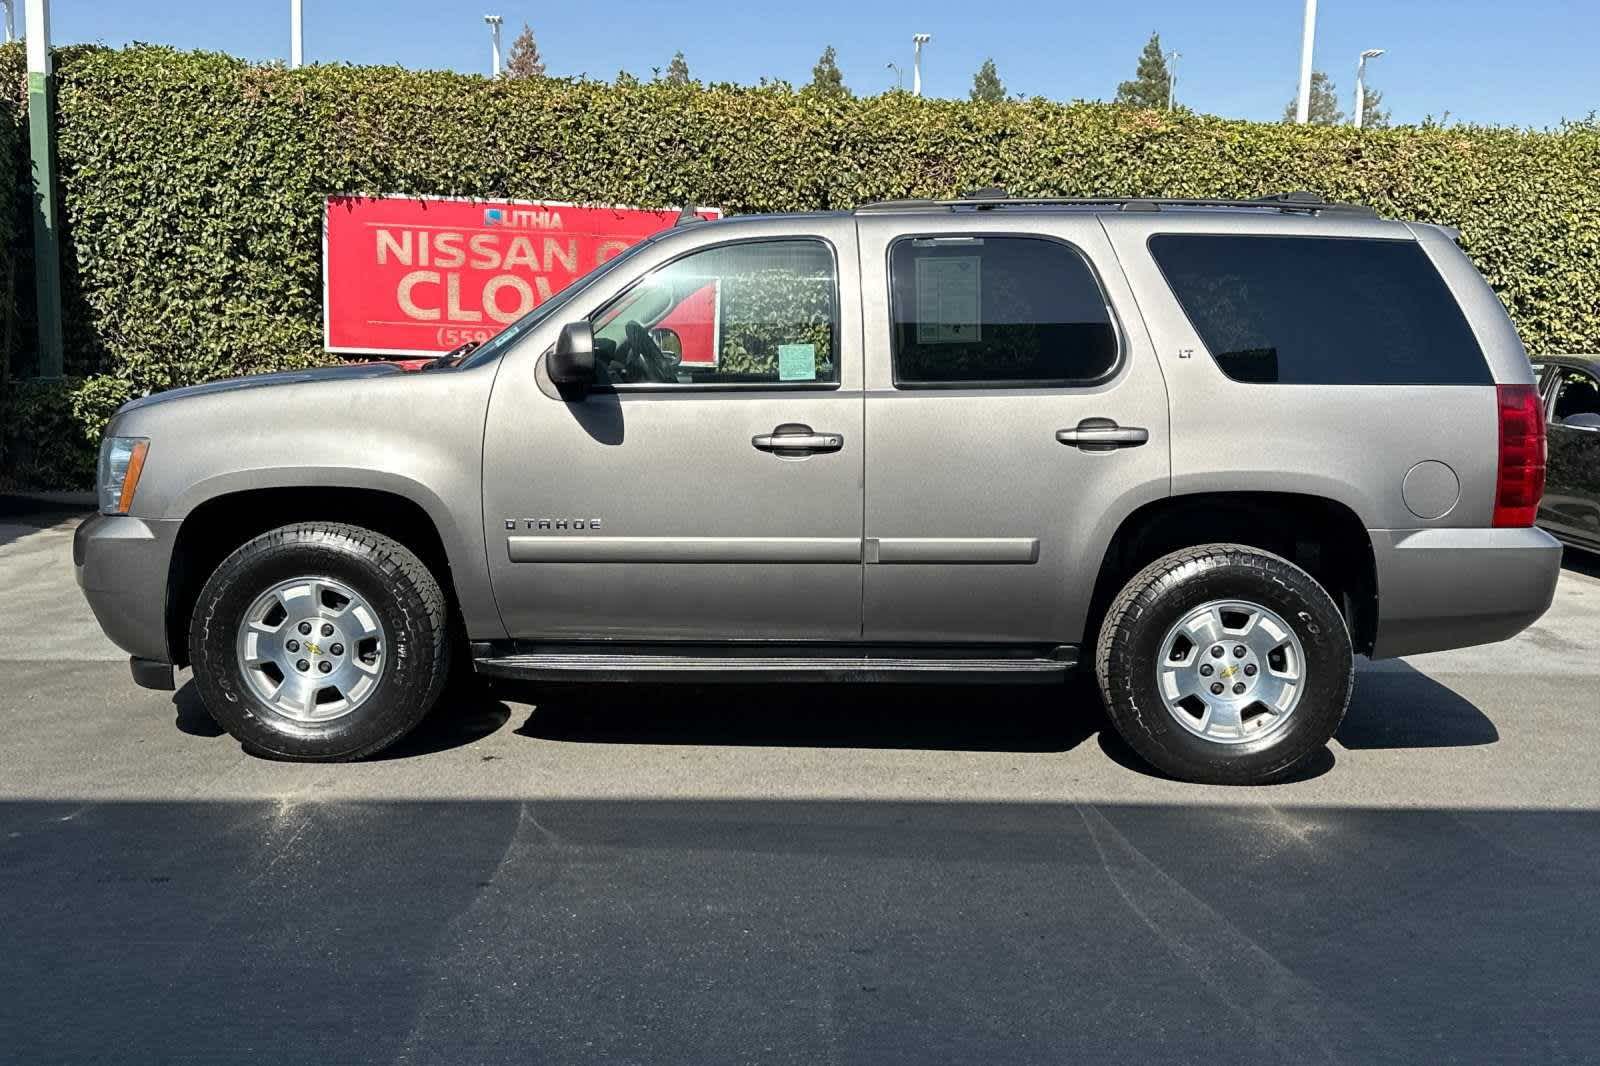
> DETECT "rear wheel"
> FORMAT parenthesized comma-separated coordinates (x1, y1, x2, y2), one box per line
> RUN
(188, 523, 450, 760)
(1095, 544, 1353, 785)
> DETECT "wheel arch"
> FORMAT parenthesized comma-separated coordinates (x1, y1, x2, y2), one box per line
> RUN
(1086, 491, 1379, 655)
(165, 483, 477, 668)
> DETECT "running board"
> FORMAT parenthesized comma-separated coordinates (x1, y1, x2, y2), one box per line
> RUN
(473, 644, 1078, 684)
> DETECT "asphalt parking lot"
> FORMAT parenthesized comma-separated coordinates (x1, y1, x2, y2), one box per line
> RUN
(4, 503, 1600, 1063)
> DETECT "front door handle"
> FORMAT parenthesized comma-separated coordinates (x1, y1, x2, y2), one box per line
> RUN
(752, 423, 844, 455)
(1055, 419, 1149, 451)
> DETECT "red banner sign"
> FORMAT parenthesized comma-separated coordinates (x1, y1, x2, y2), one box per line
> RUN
(322, 195, 721, 355)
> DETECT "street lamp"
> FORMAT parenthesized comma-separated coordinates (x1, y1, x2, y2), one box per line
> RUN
(484, 14, 503, 78)
(289, 0, 302, 68)
(1355, 48, 1385, 129)
(886, 62, 903, 92)
(1165, 50, 1181, 110)
(911, 33, 931, 97)
(1294, 0, 1317, 123)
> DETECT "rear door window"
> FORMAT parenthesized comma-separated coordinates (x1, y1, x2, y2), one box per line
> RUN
(889, 236, 1119, 386)
(1148, 234, 1491, 385)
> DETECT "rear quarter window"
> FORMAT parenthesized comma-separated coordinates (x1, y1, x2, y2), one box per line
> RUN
(1148, 234, 1491, 385)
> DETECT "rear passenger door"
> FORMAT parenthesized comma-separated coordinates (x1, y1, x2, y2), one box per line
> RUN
(856, 216, 1171, 645)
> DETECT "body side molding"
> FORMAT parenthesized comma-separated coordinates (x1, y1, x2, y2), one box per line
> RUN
(870, 537, 1040, 564)
(507, 536, 862, 564)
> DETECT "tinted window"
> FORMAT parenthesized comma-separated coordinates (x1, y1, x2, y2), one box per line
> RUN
(1552, 368, 1600, 426)
(589, 240, 837, 386)
(891, 236, 1118, 385)
(1149, 235, 1489, 385)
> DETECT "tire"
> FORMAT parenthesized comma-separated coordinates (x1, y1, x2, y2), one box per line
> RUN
(188, 522, 451, 760)
(1095, 544, 1353, 785)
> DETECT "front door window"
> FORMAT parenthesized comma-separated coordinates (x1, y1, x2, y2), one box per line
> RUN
(589, 240, 838, 387)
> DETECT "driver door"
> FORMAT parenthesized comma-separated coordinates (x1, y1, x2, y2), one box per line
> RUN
(480, 221, 866, 641)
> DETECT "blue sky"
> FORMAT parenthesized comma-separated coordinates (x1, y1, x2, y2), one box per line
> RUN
(35, 0, 1600, 128)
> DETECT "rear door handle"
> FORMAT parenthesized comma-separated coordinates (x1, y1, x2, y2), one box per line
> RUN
(752, 423, 844, 455)
(1055, 419, 1149, 451)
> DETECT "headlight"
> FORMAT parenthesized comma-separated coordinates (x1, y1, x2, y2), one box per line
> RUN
(98, 436, 150, 515)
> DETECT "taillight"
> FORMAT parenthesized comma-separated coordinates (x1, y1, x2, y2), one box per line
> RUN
(1493, 384, 1546, 528)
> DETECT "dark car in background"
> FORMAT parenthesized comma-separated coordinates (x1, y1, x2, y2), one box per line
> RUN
(1535, 355, 1600, 554)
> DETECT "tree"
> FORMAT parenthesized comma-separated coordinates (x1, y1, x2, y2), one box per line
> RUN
(664, 51, 691, 86)
(969, 58, 1005, 103)
(1359, 86, 1391, 129)
(504, 23, 546, 79)
(808, 46, 848, 98)
(1115, 31, 1171, 109)
(1282, 70, 1345, 125)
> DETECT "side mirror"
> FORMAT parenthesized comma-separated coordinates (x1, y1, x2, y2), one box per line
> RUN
(548, 321, 596, 392)
(649, 326, 684, 367)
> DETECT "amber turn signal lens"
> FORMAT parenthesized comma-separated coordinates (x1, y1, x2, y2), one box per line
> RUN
(116, 439, 149, 515)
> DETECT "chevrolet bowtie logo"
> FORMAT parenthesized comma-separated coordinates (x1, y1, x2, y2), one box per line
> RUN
(305, 642, 322, 656)
(1218, 664, 1239, 679)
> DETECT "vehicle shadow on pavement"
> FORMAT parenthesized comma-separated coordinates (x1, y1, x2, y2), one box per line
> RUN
(170, 680, 517, 759)
(1095, 660, 1495, 784)
(513, 672, 1108, 754)
(172, 654, 1498, 769)
(378, 698, 515, 759)
(0, 498, 91, 550)
(1336, 659, 1499, 749)
(1094, 729, 1338, 783)
(172, 683, 227, 739)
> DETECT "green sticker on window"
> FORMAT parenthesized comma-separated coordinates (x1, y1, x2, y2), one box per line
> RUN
(778, 343, 817, 381)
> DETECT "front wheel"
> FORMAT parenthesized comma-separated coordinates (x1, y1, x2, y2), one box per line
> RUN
(1095, 544, 1353, 785)
(188, 523, 451, 760)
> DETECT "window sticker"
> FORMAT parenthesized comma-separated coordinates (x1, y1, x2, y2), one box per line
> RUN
(778, 343, 818, 381)
(915, 256, 982, 345)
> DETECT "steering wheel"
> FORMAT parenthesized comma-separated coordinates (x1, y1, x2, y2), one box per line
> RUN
(614, 321, 678, 383)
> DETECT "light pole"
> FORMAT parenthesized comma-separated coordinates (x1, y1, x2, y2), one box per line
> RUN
(25, 0, 63, 379)
(886, 62, 903, 92)
(1295, 0, 1317, 123)
(484, 14, 503, 77)
(289, 0, 302, 68)
(911, 33, 931, 97)
(1165, 50, 1181, 110)
(1354, 48, 1385, 129)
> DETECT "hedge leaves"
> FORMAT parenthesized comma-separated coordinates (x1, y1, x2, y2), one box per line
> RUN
(2, 44, 1598, 487)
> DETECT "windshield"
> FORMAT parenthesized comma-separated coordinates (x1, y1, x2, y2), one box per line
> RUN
(454, 235, 662, 370)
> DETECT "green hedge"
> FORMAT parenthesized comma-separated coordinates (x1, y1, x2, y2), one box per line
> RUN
(2, 43, 1599, 487)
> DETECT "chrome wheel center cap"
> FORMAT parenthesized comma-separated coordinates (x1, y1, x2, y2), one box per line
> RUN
(1155, 599, 1307, 745)
(234, 576, 387, 724)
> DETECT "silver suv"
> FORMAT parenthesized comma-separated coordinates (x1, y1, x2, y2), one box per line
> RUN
(75, 194, 1562, 784)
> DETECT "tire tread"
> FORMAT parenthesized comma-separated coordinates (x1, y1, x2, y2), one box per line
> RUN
(1094, 543, 1353, 785)
(188, 522, 450, 761)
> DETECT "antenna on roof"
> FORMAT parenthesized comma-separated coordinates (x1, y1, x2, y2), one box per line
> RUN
(674, 204, 705, 227)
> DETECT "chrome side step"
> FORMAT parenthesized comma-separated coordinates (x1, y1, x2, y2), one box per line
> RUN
(473, 645, 1078, 684)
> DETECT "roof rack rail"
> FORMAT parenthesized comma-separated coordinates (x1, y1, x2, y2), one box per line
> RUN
(856, 192, 1377, 218)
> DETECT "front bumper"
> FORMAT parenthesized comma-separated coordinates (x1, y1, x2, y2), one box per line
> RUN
(74, 513, 182, 665)
(1369, 526, 1563, 658)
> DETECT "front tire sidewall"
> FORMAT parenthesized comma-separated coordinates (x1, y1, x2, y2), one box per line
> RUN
(1104, 550, 1352, 783)
(190, 531, 440, 760)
